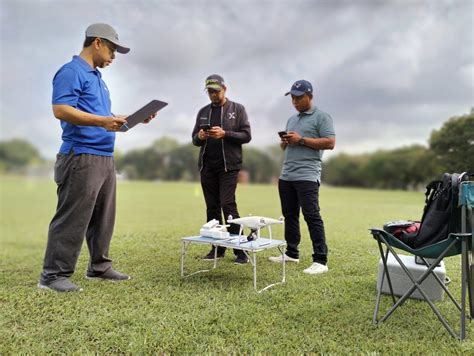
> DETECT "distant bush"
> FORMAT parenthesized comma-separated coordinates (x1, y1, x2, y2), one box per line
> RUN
(0, 139, 44, 172)
(3, 110, 472, 188)
(324, 110, 473, 190)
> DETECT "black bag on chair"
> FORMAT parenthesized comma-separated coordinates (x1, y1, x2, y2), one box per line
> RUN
(397, 172, 470, 248)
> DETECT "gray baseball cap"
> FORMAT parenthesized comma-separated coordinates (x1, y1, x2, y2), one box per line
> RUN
(85, 23, 130, 54)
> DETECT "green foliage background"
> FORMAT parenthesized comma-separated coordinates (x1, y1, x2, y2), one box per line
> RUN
(324, 111, 474, 189)
(2, 111, 472, 188)
(0, 138, 43, 172)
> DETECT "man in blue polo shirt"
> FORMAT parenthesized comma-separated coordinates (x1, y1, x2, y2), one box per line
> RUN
(38, 23, 153, 292)
(269, 80, 336, 275)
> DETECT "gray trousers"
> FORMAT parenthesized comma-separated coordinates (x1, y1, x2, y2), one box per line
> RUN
(40, 153, 116, 283)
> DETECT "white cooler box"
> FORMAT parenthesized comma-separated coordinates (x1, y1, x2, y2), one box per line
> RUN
(377, 253, 446, 301)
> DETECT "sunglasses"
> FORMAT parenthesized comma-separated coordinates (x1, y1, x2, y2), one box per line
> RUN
(99, 38, 117, 55)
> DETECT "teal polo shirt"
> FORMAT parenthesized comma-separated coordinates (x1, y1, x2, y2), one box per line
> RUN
(280, 106, 335, 183)
(52, 55, 115, 156)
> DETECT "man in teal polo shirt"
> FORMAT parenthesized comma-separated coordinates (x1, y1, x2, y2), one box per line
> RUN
(38, 23, 154, 292)
(269, 80, 336, 275)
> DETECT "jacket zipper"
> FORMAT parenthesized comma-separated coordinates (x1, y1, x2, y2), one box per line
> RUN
(200, 104, 228, 172)
(199, 140, 208, 172)
(220, 105, 228, 172)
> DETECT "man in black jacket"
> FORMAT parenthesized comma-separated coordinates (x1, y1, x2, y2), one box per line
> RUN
(192, 74, 252, 264)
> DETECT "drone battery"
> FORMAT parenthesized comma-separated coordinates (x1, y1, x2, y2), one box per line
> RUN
(377, 253, 446, 301)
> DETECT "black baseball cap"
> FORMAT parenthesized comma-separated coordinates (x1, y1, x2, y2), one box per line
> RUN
(205, 74, 225, 90)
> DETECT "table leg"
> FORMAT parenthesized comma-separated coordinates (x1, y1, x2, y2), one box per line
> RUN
(213, 243, 218, 269)
(181, 241, 216, 278)
(279, 245, 286, 283)
(181, 239, 287, 292)
(253, 251, 257, 291)
(180, 241, 188, 277)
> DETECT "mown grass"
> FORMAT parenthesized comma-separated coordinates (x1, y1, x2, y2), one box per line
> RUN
(0, 175, 472, 353)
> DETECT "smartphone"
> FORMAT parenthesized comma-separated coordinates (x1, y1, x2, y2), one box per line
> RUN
(200, 124, 211, 131)
(278, 131, 287, 137)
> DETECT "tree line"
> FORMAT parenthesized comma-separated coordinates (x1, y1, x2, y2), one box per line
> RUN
(323, 110, 474, 189)
(0, 138, 44, 172)
(1, 110, 472, 189)
(114, 137, 284, 183)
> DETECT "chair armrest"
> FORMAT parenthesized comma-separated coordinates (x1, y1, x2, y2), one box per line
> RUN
(448, 232, 472, 241)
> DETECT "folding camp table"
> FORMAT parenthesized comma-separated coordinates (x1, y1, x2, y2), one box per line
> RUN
(180, 235, 286, 293)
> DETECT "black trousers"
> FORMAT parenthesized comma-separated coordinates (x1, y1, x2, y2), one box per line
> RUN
(40, 153, 116, 283)
(278, 179, 328, 264)
(200, 165, 243, 256)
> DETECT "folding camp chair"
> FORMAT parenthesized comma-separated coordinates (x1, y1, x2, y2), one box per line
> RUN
(370, 181, 473, 340)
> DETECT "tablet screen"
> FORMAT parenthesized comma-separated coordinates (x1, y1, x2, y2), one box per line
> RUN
(120, 100, 168, 132)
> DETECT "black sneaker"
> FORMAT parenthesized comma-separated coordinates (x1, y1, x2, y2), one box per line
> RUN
(201, 249, 225, 261)
(86, 268, 131, 281)
(234, 254, 249, 264)
(38, 277, 83, 292)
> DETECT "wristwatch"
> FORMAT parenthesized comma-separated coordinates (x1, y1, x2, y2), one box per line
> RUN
(298, 137, 305, 146)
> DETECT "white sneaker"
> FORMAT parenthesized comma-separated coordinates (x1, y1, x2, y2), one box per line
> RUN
(268, 254, 299, 263)
(303, 262, 328, 275)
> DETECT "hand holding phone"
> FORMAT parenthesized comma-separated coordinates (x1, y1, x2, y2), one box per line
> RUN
(278, 131, 287, 138)
(200, 124, 211, 131)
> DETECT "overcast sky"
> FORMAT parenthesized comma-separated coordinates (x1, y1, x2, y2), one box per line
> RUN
(1, 0, 472, 159)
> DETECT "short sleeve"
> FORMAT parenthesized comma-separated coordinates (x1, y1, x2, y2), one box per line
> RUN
(317, 112, 336, 138)
(52, 67, 81, 107)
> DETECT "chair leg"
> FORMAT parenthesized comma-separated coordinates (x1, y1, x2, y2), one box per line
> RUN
(419, 257, 462, 312)
(382, 248, 397, 304)
(469, 208, 474, 319)
(374, 238, 397, 324)
(394, 246, 459, 337)
(374, 237, 420, 324)
(470, 264, 474, 319)
(381, 242, 455, 332)
(461, 238, 468, 339)
(374, 233, 463, 338)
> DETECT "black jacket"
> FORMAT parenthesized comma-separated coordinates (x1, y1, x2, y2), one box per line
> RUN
(192, 99, 251, 171)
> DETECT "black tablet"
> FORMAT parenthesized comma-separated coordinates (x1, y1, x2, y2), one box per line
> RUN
(119, 100, 168, 132)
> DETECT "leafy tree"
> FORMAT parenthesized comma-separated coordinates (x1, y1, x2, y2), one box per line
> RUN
(151, 137, 180, 154)
(12, 110, 468, 186)
(324, 153, 370, 187)
(429, 111, 474, 173)
(165, 143, 200, 181)
(242, 147, 278, 183)
(264, 144, 286, 179)
(363, 145, 439, 189)
(116, 137, 200, 181)
(0, 139, 43, 171)
(116, 147, 162, 180)
(325, 145, 439, 190)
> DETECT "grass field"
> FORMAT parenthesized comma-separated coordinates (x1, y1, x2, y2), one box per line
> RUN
(0, 175, 472, 353)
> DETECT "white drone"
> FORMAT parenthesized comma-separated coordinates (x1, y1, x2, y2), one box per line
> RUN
(227, 214, 284, 241)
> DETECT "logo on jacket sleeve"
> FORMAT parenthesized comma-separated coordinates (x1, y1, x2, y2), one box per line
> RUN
(227, 112, 236, 119)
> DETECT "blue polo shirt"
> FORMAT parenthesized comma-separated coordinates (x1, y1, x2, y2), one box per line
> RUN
(52, 55, 115, 156)
(280, 106, 335, 183)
